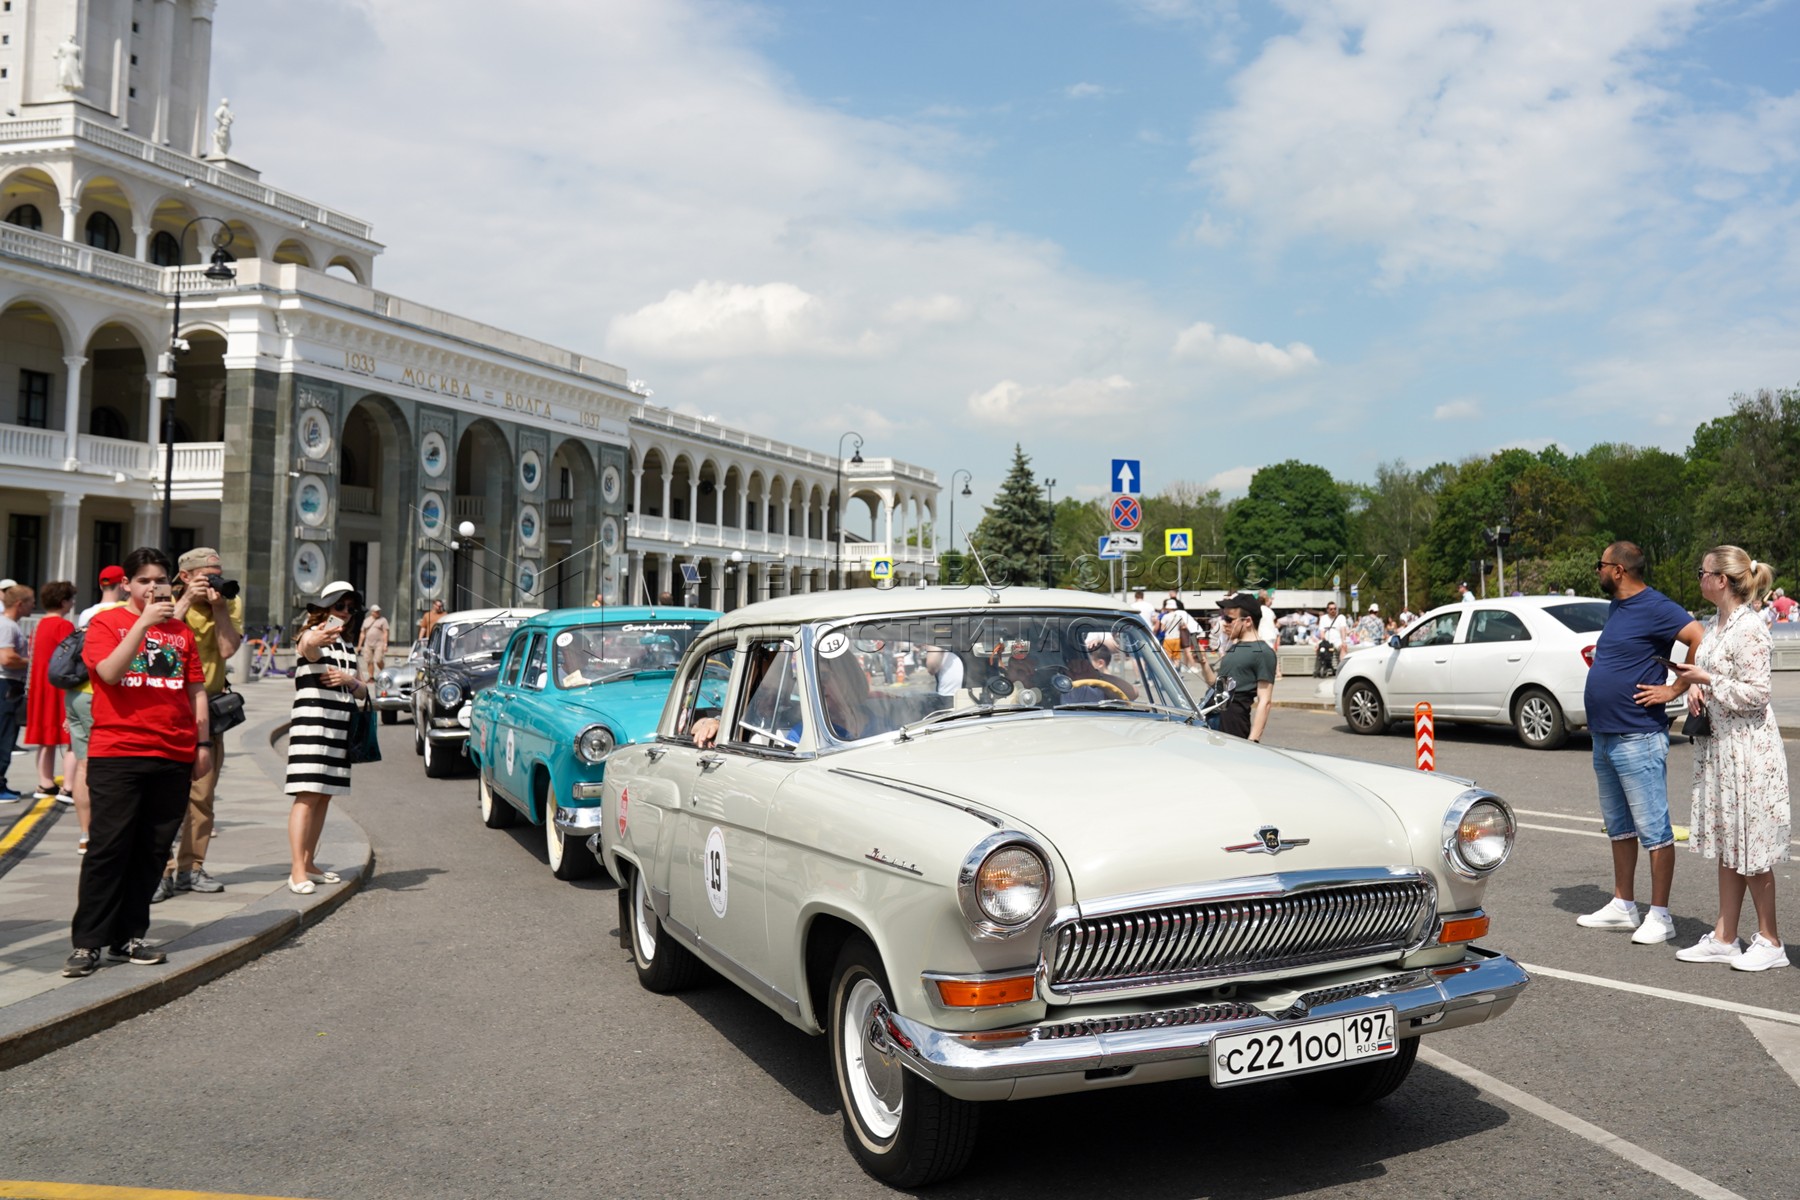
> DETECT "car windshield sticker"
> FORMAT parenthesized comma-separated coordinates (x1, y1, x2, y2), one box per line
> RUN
(705, 826, 729, 917)
(556, 632, 574, 647)
(505, 728, 516, 775)
(618, 623, 697, 634)
(817, 630, 850, 659)
(617, 786, 630, 838)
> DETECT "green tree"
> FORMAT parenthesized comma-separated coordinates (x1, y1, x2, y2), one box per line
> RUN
(967, 444, 1046, 587)
(1222, 460, 1348, 587)
(1689, 388, 1800, 600)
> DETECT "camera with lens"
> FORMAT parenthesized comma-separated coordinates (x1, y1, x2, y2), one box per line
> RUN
(204, 574, 242, 601)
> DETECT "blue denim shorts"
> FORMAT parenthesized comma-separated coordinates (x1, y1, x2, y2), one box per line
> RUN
(1593, 730, 1673, 851)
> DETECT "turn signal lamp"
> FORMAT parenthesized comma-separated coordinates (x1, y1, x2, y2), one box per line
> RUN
(1437, 913, 1490, 945)
(932, 974, 1037, 1008)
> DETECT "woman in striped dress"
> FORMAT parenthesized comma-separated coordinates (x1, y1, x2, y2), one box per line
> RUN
(284, 581, 367, 894)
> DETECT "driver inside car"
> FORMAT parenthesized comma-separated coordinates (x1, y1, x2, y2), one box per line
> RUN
(1059, 638, 1139, 702)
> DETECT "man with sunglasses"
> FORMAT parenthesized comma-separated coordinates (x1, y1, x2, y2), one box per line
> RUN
(1578, 541, 1704, 946)
(1197, 592, 1275, 741)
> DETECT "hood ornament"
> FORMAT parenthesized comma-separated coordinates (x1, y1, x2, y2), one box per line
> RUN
(1224, 825, 1310, 855)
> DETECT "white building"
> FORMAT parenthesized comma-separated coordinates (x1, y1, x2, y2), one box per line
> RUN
(0, 0, 938, 625)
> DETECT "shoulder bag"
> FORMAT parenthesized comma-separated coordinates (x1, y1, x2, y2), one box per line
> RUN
(47, 628, 87, 689)
(208, 687, 247, 735)
(347, 688, 382, 764)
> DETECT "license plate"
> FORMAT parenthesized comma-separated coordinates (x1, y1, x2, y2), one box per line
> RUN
(1210, 1009, 1397, 1087)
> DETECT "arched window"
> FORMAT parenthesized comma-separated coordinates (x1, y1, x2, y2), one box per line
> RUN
(88, 406, 129, 440)
(150, 230, 181, 266)
(84, 212, 121, 253)
(5, 204, 42, 231)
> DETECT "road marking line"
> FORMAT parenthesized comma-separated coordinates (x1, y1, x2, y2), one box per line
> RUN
(1520, 962, 1800, 1026)
(0, 1185, 318, 1200)
(1418, 1048, 1747, 1200)
(0, 795, 57, 854)
(1740, 1017, 1800, 1090)
(1512, 807, 1601, 822)
(1518, 821, 1607, 839)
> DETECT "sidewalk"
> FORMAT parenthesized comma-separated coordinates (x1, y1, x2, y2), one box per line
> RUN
(0, 679, 370, 1071)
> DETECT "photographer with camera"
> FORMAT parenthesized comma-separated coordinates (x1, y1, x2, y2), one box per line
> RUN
(150, 547, 243, 901)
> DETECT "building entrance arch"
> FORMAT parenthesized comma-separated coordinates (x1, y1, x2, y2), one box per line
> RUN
(454, 418, 516, 609)
(337, 394, 413, 617)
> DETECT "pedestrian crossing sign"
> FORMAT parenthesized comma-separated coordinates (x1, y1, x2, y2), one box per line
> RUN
(870, 557, 894, 580)
(1166, 528, 1193, 557)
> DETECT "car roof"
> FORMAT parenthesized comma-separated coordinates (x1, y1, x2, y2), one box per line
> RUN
(514, 606, 722, 631)
(441, 607, 545, 623)
(1418, 595, 1604, 617)
(712, 586, 1141, 632)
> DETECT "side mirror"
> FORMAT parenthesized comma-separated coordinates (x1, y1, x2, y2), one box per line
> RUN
(1388, 634, 1403, 649)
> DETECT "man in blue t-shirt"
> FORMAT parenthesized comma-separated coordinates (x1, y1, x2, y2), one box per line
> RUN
(1577, 542, 1703, 947)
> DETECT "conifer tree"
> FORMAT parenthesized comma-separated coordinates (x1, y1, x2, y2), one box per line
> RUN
(968, 444, 1047, 586)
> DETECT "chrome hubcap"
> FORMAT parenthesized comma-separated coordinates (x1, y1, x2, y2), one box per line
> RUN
(1349, 689, 1379, 727)
(842, 977, 903, 1139)
(1521, 699, 1552, 740)
(546, 796, 563, 868)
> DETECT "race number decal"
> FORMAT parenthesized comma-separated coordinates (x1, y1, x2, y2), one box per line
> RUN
(704, 826, 729, 917)
(505, 728, 517, 775)
(817, 630, 850, 659)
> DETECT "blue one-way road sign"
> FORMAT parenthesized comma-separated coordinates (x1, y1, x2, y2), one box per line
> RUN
(1111, 459, 1141, 495)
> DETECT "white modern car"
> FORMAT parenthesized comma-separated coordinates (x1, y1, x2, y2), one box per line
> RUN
(1334, 596, 1687, 750)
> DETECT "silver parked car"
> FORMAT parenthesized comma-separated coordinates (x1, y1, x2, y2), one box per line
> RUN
(373, 639, 424, 725)
(598, 587, 1527, 1187)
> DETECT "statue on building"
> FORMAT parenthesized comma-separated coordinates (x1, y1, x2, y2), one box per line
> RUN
(54, 35, 84, 92)
(211, 98, 234, 157)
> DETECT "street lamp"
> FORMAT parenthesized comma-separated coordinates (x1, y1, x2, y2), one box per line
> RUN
(1043, 477, 1057, 588)
(835, 431, 864, 590)
(156, 217, 237, 550)
(948, 468, 972, 557)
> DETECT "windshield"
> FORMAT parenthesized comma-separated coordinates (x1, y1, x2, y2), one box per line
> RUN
(811, 610, 1194, 744)
(443, 618, 527, 661)
(554, 621, 703, 688)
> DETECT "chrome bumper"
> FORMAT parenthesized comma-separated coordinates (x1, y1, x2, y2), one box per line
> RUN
(553, 805, 606, 834)
(872, 948, 1527, 1097)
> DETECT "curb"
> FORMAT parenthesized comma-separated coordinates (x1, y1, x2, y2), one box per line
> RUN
(0, 715, 372, 1073)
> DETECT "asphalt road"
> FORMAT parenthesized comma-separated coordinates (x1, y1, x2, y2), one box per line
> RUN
(4, 712, 1798, 1199)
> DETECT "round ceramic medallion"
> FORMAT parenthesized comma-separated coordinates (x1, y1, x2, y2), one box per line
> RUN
(419, 431, 447, 478)
(416, 552, 444, 599)
(292, 544, 326, 595)
(519, 450, 543, 493)
(295, 475, 329, 527)
(600, 516, 620, 554)
(418, 492, 446, 538)
(600, 464, 622, 504)
(518, 561, 539, 599)
(298, 409, 332, 460)
(517, 505, 542, 548)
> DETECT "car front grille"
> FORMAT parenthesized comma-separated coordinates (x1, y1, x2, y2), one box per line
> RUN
(1045, 874, 1436, 996)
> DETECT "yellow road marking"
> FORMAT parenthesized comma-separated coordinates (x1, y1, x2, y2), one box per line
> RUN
(0, 1185, 318, 1200)
(0, 795, 57, 855)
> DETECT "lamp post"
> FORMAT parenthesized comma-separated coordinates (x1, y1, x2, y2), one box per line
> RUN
(155, 217, 236, 550)
(1042, 477, 1057, 588)
(948, 468, 972, 557)
(835, 431, 863, 590)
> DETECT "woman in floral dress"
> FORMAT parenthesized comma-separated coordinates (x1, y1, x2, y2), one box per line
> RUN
(1671, 546, 1791, 972)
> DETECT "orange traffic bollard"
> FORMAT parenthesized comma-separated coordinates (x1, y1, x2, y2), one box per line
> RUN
(1414, 702, 1435, 772)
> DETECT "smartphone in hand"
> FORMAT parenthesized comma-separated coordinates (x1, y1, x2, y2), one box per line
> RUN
(1653, 655, 1683, 670)
(153, 584, 173, 603)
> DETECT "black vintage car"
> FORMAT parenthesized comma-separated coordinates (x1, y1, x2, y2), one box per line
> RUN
(412, 607, 542, 778)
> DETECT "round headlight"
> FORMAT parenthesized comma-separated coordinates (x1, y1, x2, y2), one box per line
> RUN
(977, 847, 1048, 925)
(575, 725, 616, 764)
(378, 671, 394, 689)
(1443, 791, 1515, 878)
(435, 681, 463, 709)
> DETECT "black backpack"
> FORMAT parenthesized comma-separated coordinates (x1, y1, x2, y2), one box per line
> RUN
(47, 627, 88, 690)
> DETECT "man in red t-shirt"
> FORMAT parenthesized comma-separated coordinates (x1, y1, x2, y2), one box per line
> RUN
(62, 547, 211, 978)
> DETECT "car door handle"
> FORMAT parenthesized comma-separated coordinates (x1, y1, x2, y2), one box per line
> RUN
(644, 746, 667, 763)
(697, 754, 725, 772)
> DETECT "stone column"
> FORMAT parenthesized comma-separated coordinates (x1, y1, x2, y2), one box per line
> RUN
(44, 491, 83, 585)
(61, 355, 87, 467)
(186, 0, 217, 159)
(687, 480, 699, 541)
(660, 474, 671, 521)
(632, 467, 644, 515)
(149, 0, 177, 146)
(130, 499, 161, 549)
(133, 224, 149, 261)
(62, 200, 80, 243)
(144, 371, 162, 473)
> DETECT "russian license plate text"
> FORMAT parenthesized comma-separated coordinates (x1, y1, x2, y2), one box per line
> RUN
(1210, 1009, 1397, 1087)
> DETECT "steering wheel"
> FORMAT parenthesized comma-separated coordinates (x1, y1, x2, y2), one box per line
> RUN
(1079, 677, 1132, 702)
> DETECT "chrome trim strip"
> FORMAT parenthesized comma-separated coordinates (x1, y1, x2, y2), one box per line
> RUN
(827, 768, 1004, 828)
(552, 806, 607, 832)
(662, 912, 802, 1024)
(872, 949, 1528, 1087)
(921, 968, 1041, 1011)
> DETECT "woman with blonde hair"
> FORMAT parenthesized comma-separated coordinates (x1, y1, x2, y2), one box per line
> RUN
(1669, 546, 1792, 971)
(283, 581, 366, 894)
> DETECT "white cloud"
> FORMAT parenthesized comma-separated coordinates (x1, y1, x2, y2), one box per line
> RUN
(883, 293, 970, 324)
(1180, 212, 1235, 248)
(1191, 1, 1707, 281)
(967, 375, 1135, 427)
(1434, 398, 1481, 420)
(609, 281, 880, 358)
(1066, 82, 1114, 100)
(1205, 465, 1259, 494)
(1171, 322, 1319, 375)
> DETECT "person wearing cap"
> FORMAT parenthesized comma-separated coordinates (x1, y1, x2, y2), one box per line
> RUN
(284, 581, 367, 894)
(62, 547, 208, 977)
(77, 566, 128, 629)
(1459, 582, 1474, 604)
(1197, 591, 1275, 741)
(0, 583, 35, 803)
(149, 547, 243, 901)
(356, 603, 391, 678)
(1354, 602, 1385, 649)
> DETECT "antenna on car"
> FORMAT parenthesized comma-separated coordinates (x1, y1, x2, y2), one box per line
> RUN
(962, 527, 1001, 604)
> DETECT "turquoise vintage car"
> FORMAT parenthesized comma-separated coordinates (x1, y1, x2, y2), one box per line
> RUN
(467, 606, 720, 880)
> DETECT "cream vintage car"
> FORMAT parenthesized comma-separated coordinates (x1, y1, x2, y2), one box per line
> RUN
(595, 587, 1527, 1187)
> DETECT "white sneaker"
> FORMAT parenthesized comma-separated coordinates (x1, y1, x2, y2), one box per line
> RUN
(1576, 901, 1641, 931)
(1729, 934, 1790, 972)
(1631, 910, 1678, 945)
(1674, 932, 1742, 963)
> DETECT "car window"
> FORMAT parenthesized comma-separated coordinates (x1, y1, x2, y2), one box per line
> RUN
(554, 620, 705, 689)
(1469, 609, 1532, 644)
(1545, 601, 1609, 633)
(500, 632, 529, 687)
(1405, 612, 1461, 648)
(729, 639, 804, 750)
(520, 634, 548, 692)
(443, 618, 527, 661)
(671, 645, 734, 741)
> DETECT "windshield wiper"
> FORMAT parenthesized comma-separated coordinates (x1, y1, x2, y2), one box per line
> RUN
(1054, 699, 1199, 723)
(897, 704, 1056, 740)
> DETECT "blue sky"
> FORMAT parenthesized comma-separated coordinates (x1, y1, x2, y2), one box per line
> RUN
(216, 0, 1800, 508)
